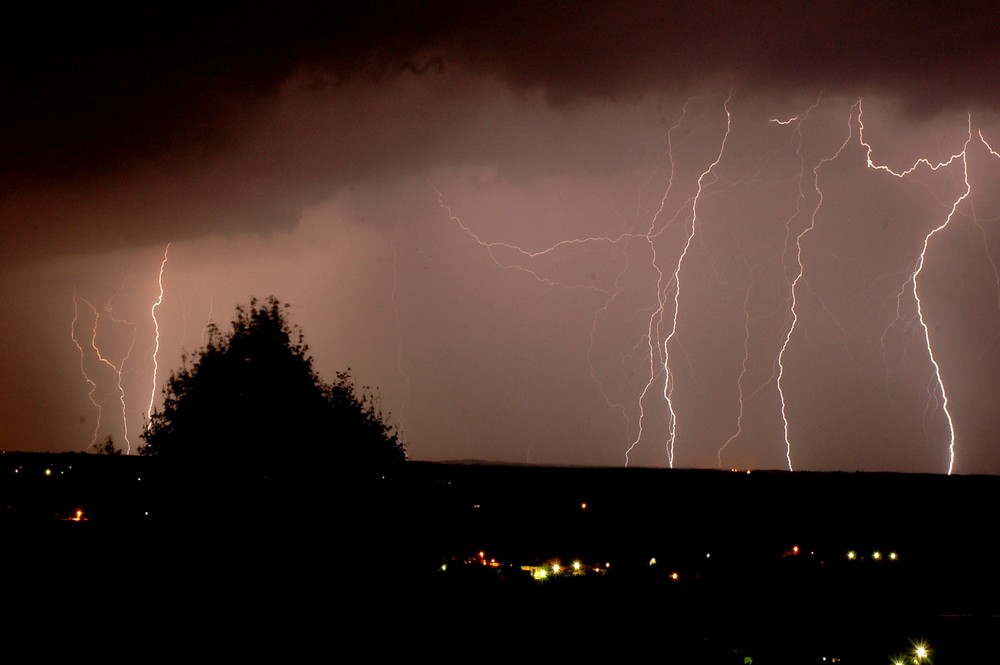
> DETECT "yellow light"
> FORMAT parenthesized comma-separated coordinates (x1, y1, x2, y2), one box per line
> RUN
(649, 557, 657, 566)
(572, 561, 581, 571)
(847, 550, 856, 560)
(44, 469, 52, 477)
(872, 551, 882, 561)
(889, 551, 898, 561)
(912, 641, 930, 661)
(669, 572, 679, 581)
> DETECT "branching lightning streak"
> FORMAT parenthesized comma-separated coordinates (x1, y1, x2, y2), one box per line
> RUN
(147, 243, 171, 421)
(437, 95, 739, 469)
(437, 92, 995, 472)
(79, 295, 138, 453)
(623, 95, 733, 467)
(71, 289, 103, 447)
(717, 247, 753, 467)
(776, 102, 855, 471)
(656, 93, 732, 468)
(860, 105, 972, 475)
(431, 183, 632, 296)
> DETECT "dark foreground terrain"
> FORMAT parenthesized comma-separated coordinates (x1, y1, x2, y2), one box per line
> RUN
(1, 453, 997, 662)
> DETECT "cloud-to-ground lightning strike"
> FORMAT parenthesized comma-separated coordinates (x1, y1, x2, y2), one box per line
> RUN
(859, 104, 973, 475)
(623, 93, 734, 468)
(775, 99, 856, 472)
(655, 94, 732, 468)
(70, 284, 141, 452)
(71, 288, 104, 447)
(433, 90, 1000, 473)
(147, 243, 171, 422)
(79, 295, 138, 453)
(102, 291, 141, 453)
(69, 243, 186, 454)
(437, 94, 736, 469)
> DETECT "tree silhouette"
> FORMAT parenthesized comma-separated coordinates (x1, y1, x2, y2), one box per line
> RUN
(140, 297, 405, 483)
(96, 434, 121, 455)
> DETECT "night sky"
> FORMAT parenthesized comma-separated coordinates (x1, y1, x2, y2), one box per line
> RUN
(3, 2, 1000, 473)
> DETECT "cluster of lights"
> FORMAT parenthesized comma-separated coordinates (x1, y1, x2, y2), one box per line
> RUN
(448, 540, 910, 587)
(529, 559, 609, 580)
(846, 549, 899, 562)
(890, 640, 931, 665)
(473, 550, 499, 568)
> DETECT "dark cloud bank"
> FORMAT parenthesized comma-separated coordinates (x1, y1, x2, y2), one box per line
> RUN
(3, 2, 1000, 262)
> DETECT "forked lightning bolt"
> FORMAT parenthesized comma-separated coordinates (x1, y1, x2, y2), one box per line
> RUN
(71, 288, 104, 447)
(632, 93, 732, 468)
(147, 243, 171, 421)
(775, 100, 855, 471)
(437, 94, 734, 468)
(436, 92, 995, 473)
(859, 104, 973, 476)
(70, 243, 177, 453)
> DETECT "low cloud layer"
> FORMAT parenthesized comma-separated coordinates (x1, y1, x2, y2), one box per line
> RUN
(4, 2, 1000, 262)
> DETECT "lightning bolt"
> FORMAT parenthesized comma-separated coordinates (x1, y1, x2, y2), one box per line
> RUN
(859, 104, 972, 475)
(147, 243, 171, 422)
(77, 295, 139, 453)
(436, 94, 735, 468)
(775, 100, 856, 471)
(436, 91, 995, 473)
(647, 92, 732, 468)
(717, 246, 754, 468)
(69, 243, 214, 454)
(71, 288, 103, 447)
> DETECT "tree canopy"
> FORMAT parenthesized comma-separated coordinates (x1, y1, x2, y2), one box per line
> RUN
(140, 297, 405, 478)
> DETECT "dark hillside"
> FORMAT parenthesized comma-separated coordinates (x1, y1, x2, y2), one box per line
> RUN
(2, 453, 997, 661)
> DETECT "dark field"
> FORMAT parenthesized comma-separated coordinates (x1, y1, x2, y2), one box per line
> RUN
(2, 453, 997, 662)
